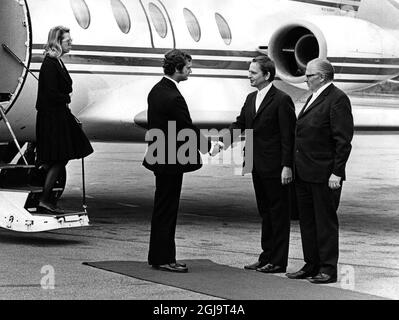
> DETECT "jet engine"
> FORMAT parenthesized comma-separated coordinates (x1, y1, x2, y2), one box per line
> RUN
(268, 16, 399, 90)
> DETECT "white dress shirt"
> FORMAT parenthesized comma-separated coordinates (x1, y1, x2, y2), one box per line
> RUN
(209, 83, 273, 155)
(255, 83, 272, 113)
(304, 82, 332, 112)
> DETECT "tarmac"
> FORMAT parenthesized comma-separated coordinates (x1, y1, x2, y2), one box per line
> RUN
(0, 133, 399, 300)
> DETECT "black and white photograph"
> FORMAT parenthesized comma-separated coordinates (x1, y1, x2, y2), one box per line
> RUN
(0, 0, 399, 308)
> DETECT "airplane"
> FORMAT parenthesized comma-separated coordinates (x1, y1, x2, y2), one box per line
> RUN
(2, 0, 399, 142)
(1, 0, 399, 231)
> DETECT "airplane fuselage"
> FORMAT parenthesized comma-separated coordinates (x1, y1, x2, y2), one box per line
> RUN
(2, 0, 399, 143)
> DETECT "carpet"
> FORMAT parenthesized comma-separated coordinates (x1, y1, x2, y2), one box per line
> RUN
(83, 259, 383, 300)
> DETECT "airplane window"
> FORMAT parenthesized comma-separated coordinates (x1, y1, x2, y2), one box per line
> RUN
(215, 13, 231, 45)
(70, 0, 91, 29)
(183, 8, 201, 42)
(110, 0, 131, 34)
(148, 2, 167, 38)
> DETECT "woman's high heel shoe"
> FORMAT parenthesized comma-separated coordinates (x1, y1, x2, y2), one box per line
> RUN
(38, 201, 65, 214)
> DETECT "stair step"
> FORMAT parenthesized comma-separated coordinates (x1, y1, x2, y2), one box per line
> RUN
(0, 164, 35, 170)
(30, 210, 87, 219)
(0, 92, 11, 102)
(1, 188, 89, 232)
(0, 186, 63, 193)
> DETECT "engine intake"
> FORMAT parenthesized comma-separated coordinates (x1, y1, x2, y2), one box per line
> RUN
(268, 16, 399, 90)
(268, 21, 327, 85)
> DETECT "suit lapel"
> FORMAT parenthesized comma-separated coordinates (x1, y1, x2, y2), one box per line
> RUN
(298, 84, 334, 119)
(298, 94, 313, 118)
(253, 85, 276, 120)
(249, 92, 256, 120)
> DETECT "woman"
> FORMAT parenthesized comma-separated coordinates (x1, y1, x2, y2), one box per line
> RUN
(35, 26, 93, 213)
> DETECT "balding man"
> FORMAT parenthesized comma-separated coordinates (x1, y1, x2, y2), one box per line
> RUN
(286, 58, 354, 284)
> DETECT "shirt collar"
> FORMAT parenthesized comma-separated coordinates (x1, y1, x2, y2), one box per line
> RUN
(257, 82, 273, 97)
(164, 76, 179, 88)
(313, 81, 332, 97)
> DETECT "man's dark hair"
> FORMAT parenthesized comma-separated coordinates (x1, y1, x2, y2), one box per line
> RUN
(163, 49, 192, 76)
(252, 55, 276, 82)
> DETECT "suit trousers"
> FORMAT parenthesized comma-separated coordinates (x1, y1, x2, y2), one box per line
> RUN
(295, 174, 342, 275)
(252, 172, 290, 267)
(148, 172, 183, 265)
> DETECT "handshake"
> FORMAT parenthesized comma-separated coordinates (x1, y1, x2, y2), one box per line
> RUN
(208, 141, 225, 157)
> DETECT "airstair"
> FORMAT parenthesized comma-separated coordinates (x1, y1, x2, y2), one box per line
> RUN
(0, 100, 89, 232)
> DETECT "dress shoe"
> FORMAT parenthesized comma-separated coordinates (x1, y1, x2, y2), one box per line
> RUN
(256, 263, 286, 273)
(152, 263, 188, 273)
(307, 272, 337, 284)
(38, 164, 50, 171)
(286, 269, 318, 279)
(175, 261, 187, 268)
(244, 261, 268, 270)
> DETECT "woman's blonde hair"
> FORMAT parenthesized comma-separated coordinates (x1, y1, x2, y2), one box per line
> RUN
(44, 26, 70, 58)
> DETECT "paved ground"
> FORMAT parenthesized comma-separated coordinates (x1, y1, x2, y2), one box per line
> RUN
(0, 133, 398, 300)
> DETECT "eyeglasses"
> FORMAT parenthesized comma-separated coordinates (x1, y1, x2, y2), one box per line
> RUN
(62, 39, 72, 44)
(305, 73, 319, 79)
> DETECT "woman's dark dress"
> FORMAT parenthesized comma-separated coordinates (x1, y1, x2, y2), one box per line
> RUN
(35, 55, 93, 162)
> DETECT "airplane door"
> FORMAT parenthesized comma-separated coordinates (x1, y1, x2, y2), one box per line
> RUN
(139, 0, 176, 49)
(0, 0, 31, 112)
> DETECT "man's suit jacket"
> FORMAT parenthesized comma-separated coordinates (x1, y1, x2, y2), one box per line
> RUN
(224, 85, 296, 178)
(295, 83, 354, 183)
(36, 55, 72, 111)
(143, 77, 210, 174)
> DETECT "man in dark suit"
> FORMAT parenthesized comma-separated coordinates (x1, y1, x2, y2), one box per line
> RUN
(143, 49, 210, 273)
(213, 56, 296, 273)
(286, 58, 354, 284)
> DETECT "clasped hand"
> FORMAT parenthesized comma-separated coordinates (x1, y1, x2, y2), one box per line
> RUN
(209, 141, 224, 156)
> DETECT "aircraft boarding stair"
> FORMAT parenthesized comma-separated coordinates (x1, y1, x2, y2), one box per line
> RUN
(0, 100, 89, 232)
